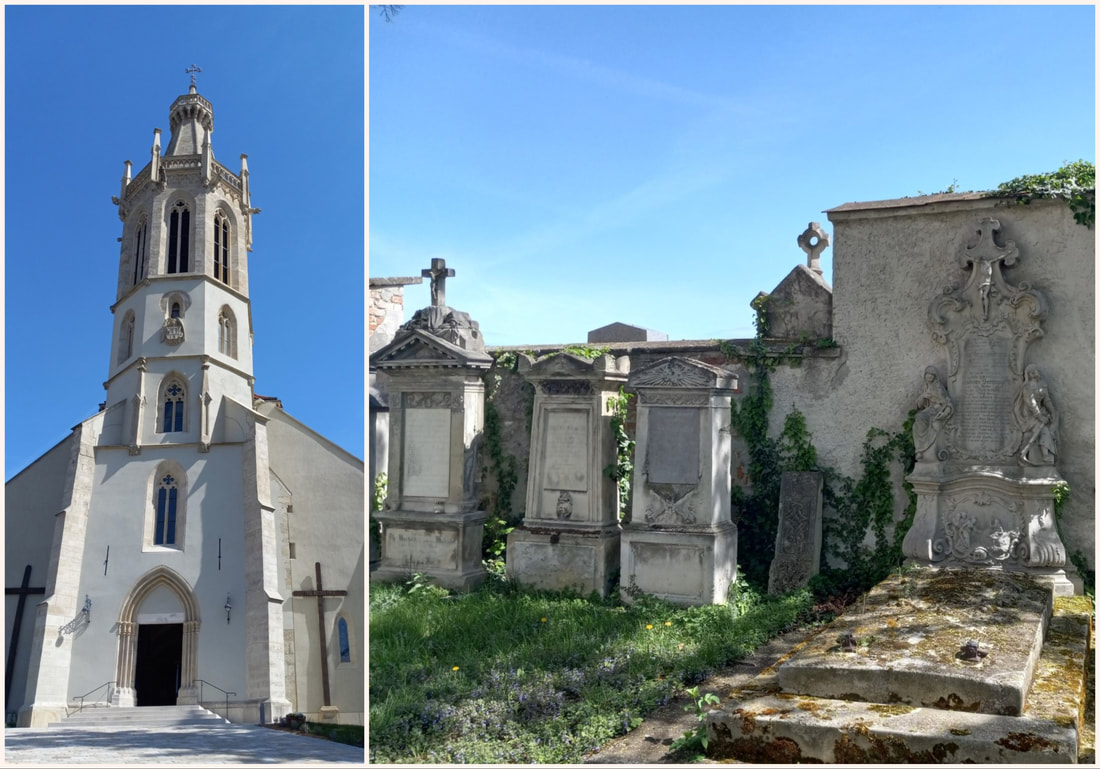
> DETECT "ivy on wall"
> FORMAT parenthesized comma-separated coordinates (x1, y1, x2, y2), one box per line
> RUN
(604, 387, 635, 522)
(993, 159, 1095, 228)
(725, 327, 917, 595)
(481, 353, 527, 573)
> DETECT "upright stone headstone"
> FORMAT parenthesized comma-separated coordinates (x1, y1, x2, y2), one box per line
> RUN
(620, 357, 738, 605)
(505, 352, 630, 596)
(902, 217, 1074, 595)
(370, 260, 491, 590)
(767, 471, 823, 594)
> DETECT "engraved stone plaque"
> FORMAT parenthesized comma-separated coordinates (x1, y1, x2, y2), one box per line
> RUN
(646, 408, 700, 485)
(385, 526, 458, 570)
(542, 410, 589, 492)
(402, 408, 451, 497)
(959, 336, 1011, 454)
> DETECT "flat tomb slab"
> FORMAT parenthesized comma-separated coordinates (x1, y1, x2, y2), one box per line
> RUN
(707, 593, 1088, 764)
(777, 567, 1051, 715)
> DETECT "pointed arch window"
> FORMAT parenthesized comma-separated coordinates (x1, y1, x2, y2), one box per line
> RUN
(132, 217, 149, 286)
(118, 311, 136, 364)
(337, 617, 352, 663)
(167, 201, 191, 274)
(214, 212, 231, 285)
(155, 474, 180, 546)
(161, 378, 186, 433)
(217, 306, 237, 359)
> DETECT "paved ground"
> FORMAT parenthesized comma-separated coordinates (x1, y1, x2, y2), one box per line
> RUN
(5, 723, 365, 764)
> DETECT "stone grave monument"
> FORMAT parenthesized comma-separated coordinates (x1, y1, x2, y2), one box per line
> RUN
(767, 471, 824, 595)
(619, 357, 739, 606)
(704, 217, 1089, 762)
(899, 216, 1074, 595)
(370, 259, 491, 590)
(505, 352, 630, 597)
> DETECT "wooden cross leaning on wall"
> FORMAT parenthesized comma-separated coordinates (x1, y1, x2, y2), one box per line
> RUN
(292, 562, 348, 708)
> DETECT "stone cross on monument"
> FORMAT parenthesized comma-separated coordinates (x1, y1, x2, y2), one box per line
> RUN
(797, 222, 830, 275)
(422, 258, 455, 309)
(186, 64, 202, 89)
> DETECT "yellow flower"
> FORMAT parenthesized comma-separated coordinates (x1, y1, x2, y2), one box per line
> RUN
(452, 666, 460, 671)
(646, 624, 653, 630)
(540, 617, 547, 623)
(664, 621, 672, 627)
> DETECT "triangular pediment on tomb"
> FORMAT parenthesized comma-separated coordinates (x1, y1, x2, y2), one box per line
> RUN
(517, 351, 629, 380)
(372, 328, 492, 370)
(629, 356, 736, 390)
(763, 264, 833, 341)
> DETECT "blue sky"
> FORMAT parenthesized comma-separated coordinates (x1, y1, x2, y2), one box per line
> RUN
(5, 5, 365, 480)
(369, 4, 1095, 348)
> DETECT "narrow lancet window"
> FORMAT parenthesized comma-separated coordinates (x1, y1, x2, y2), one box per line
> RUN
(338, 617, 351, 663)
(155, 474, 179, 545)
(132, 218, 148, 285)
(217, 307, 237, 359)
(214, 212, 230, 285)
(167, 201, 190, 273)
(118, 311, 136, 364)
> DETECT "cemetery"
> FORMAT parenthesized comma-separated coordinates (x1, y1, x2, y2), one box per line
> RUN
(369, 168, 1094, 763)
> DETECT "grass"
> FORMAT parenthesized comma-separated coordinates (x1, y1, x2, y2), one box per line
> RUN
(368, 574, 814, 763)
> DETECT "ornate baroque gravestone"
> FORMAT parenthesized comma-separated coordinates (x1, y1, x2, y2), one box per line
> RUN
(370, 259, 491, 590)
(901, 217, 1074, 595)
(620, 357, 738, 606)
(505, 352, 630, 597)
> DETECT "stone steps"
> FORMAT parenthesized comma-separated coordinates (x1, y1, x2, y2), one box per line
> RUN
(48, 704, 230, 729)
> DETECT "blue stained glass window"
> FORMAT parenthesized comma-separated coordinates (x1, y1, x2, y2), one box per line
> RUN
(338, 618, 351, 663)
(155, 476, 179, 546)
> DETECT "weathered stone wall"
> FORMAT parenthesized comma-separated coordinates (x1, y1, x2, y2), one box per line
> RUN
(767, 195, 1093, 569)
(465, 195, 1095, 576)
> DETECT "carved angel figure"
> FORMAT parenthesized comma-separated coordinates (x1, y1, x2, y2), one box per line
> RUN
(1014, 365, 1058, 466)
(913, 366, 954, 461)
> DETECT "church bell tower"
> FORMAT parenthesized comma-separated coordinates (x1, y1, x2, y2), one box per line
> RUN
(106, 71, 259, 453)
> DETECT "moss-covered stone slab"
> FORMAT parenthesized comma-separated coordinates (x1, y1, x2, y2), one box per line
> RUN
(706, 693, 1076, 763)
(777, 568, 1051, 715)
(706, 575, 1090, 764)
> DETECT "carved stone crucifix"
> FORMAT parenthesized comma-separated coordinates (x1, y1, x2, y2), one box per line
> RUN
(421, 258, 455, 309)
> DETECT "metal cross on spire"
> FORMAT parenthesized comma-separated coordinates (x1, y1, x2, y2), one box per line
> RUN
(186, 64, 202, 89)
(421, 258, 455, 309)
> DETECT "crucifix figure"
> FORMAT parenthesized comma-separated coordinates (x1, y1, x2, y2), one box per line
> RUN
(421, 258, 455, 309)
(292, 562, 348, 708)
(186, 64, 202, 89)
(6, 565, 45, 708)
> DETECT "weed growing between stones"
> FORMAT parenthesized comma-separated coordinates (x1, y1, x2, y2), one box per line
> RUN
(368, 578, 812, 763)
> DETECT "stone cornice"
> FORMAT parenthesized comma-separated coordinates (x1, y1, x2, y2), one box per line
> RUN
(111, 272, 251, 313)
(104, 353, 252, 391)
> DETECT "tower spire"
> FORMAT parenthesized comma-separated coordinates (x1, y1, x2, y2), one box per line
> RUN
(186, 64, 202, 94)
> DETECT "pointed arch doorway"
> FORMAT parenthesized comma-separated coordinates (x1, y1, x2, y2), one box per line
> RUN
(112, 566, 200, 707)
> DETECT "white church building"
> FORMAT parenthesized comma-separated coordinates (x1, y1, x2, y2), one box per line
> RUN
(5, 81, 364, 727)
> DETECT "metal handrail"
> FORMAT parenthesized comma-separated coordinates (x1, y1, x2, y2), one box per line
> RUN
(71, 680, 116, 714)
(195, 678, 237, 722)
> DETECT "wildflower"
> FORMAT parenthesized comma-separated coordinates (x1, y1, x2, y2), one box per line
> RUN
(540, 617, 547, 623)
(646, 624, 653, 630)
(452, 666, 460, 671)
(664, 621, 672, 626)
